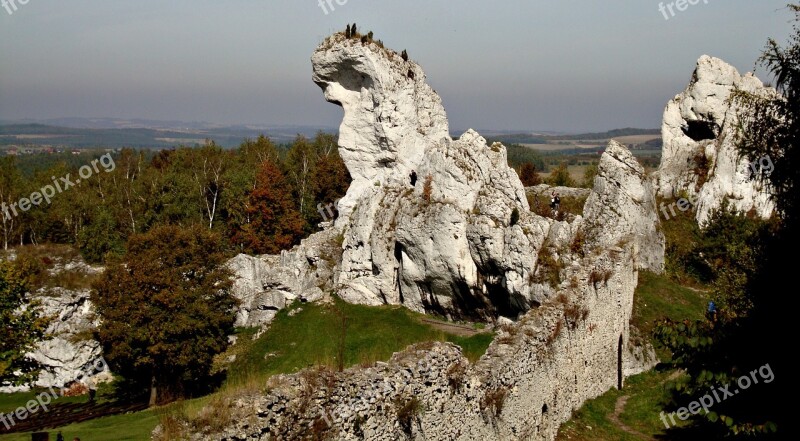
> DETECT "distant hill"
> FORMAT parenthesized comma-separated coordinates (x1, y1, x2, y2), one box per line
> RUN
(485, 128, 662, 152)
(544, 128, 660, 141)
(0, 120, 661, 151)
(0, 119, 337, 149)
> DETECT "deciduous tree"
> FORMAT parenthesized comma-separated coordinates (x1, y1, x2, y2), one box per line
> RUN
(92, 225, 237, 405)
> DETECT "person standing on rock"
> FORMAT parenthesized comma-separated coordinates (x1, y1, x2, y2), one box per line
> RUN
(86, 376, 97, 402)
(410, 170, 417, 186)
(550, 191, 561, 215)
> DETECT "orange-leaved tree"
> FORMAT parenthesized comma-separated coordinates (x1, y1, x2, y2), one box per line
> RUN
(231, 160, 306, 255)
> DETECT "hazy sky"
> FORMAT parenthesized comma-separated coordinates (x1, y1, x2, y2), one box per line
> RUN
(0, 0, 792, 132)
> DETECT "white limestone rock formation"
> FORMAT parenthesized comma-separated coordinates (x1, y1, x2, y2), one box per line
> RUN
(0, 252, 107, 392)
(227, 227, 341, 327)
(653, 55, 776, 225)
(28, 288, 104, 389)
(311, 34, 450, 222)
(583, 140, 665, 273)
(167, 30, 667, 441)
(227, 33, 665, 323)
(1, 287, 104, 393)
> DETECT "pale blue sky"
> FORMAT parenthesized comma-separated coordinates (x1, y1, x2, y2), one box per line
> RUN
(0, 0, 792, 132)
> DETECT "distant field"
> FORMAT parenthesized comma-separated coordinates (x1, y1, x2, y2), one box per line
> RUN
(521, 143, 604, 151)
(606, 134, 661, 144)
(543, 164, 593, 184)
(520, 133, 660, 152)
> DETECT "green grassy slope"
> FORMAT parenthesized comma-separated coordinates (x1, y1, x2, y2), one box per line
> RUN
(1, 298, 493, 441)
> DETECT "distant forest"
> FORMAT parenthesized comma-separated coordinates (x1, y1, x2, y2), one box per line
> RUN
(0, 133, 351, 262)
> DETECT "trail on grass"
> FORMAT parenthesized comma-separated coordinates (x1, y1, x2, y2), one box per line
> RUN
(609, 370, 683, 440)
(608, 395, 656, 441)
(419, 318, 482, 337)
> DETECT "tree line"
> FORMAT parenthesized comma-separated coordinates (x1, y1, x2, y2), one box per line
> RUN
(0, 133, 351, 262)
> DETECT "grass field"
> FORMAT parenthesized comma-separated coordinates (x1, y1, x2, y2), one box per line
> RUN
(1, 298, 494, 441)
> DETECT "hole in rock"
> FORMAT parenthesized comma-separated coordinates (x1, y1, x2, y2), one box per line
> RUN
(682, 119, 718, 141)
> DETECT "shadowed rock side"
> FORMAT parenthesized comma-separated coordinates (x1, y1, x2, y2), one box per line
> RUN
(652, 55, 776, 225)
(174, 32, 665, 441)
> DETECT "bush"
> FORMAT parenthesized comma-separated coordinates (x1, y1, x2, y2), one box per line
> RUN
(481, 386, 509, 420)
(519, 162, 542, 186)
(394, 395, 423, 435)
(564, 302, 589, 330)
(692, 151, 711, 188)
(446, 362, 467, 393)
(546, 163, 576, 187)
(422, 175, 433, 204)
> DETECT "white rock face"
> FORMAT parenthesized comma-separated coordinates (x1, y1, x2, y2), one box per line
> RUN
(28, 288, 104, 389)
(309, 35, 665, 321)
(227, 227, 341, 327)
(312, 34, 450, 222)
(583, 141, 665, 273)
(653, 55, 776, 225)
(230, 34, 665, 323)
(175, 33, 666, 441)
(1, 287, 104, 392)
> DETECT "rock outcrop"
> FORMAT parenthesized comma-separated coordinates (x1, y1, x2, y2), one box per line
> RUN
(653, 55, 776, 225)
(174, 31, 665, 441)
(584, 141, 665, 273)
(311, 36, 450, 223)
(526, 184, 592, 201)
(173, 224, 651, 441)
(25, 288, 105, 390)
(0, 255, 106, 393)
(227, 227, 341, 327)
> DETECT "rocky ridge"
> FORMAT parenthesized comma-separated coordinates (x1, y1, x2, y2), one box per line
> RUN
(176, 32, 665, 441)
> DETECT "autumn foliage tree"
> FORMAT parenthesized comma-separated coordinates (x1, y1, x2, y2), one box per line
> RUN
(231, 160, 305, 255)
(91, 225, 237, 405)
(518, 162, 541, 186)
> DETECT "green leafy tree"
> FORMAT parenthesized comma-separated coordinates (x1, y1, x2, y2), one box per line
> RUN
(310, 132, 351, 225)
(77, 207, 125, 263)
(91, 225, 237, 405)
(0, 157, 24, 250)
(286, 136, 317, 226)
(546, 163, 575, 187)
(0, 260, 49, 386)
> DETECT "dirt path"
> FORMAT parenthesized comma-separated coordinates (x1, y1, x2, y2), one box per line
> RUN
(419, 318, 483, 337)
(607, 370, 683, 440)
(608, 395, 657, 441)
